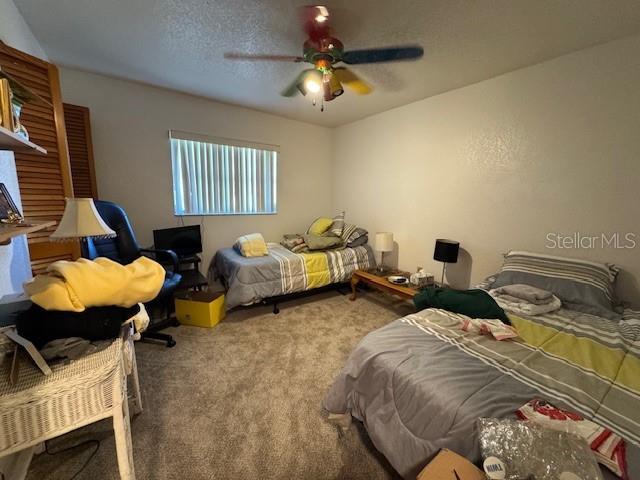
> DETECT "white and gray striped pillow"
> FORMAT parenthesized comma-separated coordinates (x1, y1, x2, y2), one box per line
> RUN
(340, 223, 368, 245)
(491, 250, 620, 319)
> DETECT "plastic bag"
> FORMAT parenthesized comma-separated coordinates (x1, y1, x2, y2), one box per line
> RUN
(478, 418, 603, 480)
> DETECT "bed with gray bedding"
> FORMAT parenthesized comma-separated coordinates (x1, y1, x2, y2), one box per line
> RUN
(324, 306, 640, 479)
(212, 243, 375, 309)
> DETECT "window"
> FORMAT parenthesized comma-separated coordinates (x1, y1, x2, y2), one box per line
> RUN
(170, 130, 278, 216)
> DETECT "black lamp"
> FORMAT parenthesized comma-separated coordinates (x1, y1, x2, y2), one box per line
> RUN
(433, 239, 459, 287)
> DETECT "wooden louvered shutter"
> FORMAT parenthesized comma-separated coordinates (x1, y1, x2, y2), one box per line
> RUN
(0, 41, 78, 274)
(63, 103, 97, 199)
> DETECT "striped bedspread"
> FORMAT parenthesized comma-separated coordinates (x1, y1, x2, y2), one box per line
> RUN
(269, 243, 374, 293)
(404, 307, 640, 446)
(212, 243, 375, 309)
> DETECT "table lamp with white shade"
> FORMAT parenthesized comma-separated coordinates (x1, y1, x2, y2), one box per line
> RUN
(375, 232, 393, 273)
(50, 198, 116, 241)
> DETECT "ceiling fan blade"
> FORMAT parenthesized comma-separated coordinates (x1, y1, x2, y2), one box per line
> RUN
(334, 67, 372, 95)
(224, 52, 304, 62)
(342, 45, 424, 64)
(298, 5, 331, 40)
(281, 69, 316, 97)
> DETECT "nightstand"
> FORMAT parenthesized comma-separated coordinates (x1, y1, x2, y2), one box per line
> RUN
(350, 269, 418, 301)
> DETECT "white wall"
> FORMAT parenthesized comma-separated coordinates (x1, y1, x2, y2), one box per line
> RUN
(0, 155, 31, 295)
(0, 0, 48, 297)
(333, 34, 640, 306)
(0, 0, 46, 59)
(58, 68, 334, 273)
(55, 34, 640, 306)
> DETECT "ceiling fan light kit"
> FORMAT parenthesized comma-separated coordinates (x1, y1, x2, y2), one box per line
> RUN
(299, 69, 322, 95)
(224, 5, 424, 112)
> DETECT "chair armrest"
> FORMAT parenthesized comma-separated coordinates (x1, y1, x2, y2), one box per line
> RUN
(140, 248, 179, 273)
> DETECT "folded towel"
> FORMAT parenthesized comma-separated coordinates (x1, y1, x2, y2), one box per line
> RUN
(489, 288, 562, 316)
(492, 283, 554, 305)
(234, 233, 268, 257)
(24, 257, 165, 312)
(281, 234, 308, 253)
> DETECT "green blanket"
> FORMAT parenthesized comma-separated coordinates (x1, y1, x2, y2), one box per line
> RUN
(413, 287, 510, 324)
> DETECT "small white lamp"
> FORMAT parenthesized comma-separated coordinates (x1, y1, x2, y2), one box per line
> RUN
(50, 198, 116, 241)
(375, 232, 393, 273)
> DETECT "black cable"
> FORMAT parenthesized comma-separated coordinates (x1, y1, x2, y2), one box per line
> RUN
(44, 438, 100, 480)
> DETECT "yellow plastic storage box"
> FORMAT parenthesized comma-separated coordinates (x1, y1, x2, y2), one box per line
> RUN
(175, 291, 226, 328)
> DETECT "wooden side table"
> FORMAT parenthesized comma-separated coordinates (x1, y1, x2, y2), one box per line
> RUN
(350, 269, 419, 301)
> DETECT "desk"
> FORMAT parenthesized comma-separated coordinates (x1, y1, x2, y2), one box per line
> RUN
(178, 269, 209, 291)
(162, 254, 208, 291)
(0, 326, 142, 479)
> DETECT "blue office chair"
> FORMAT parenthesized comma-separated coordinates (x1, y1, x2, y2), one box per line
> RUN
(82, 200, 182, 347)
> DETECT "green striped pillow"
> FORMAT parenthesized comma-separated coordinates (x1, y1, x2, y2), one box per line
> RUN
(491, 251, 620, 319)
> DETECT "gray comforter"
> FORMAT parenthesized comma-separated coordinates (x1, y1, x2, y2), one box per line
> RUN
(212, 243, 375, 309)
(324, 308, 639, 479)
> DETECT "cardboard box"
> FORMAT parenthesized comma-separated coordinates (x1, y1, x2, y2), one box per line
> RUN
(175, 291, 225, 328)
(417, 449, 486, 480)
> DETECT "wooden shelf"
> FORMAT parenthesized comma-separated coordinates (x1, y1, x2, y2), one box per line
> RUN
(0, 66, 52, 107)
(0, 125, 47, 155)
(0, 220, 56, 245)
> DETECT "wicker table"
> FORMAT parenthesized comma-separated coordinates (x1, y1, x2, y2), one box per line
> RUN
(0, 325, 142, 479)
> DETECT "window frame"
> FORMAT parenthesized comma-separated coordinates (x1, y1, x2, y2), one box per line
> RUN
(169, 130, 279, 217)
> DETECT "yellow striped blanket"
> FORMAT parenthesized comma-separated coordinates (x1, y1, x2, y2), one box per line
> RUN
(405, 307, 640, 446)
(269, 243, 374, 292)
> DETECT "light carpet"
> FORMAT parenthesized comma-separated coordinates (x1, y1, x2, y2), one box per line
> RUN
(26, 290, 413, 479)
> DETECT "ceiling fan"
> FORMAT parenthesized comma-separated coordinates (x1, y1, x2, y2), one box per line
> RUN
(224, 5, 424, 110)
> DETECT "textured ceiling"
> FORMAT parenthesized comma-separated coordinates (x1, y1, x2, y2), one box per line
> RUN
(14, 0, 640, 127)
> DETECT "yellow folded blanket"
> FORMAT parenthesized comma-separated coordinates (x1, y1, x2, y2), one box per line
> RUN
(24, 256, 165, 312)
(234, 233, 268, 257)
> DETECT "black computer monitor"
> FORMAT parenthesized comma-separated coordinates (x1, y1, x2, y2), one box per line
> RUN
(153, 225, 202, 256)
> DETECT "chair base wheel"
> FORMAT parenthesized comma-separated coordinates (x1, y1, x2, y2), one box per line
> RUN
(142, 330, 176, 348)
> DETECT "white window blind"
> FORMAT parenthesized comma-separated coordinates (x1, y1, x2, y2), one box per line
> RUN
(170, 131, 278, 216)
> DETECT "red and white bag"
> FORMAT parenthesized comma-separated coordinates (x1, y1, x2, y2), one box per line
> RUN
(516, 399, 627, 479)
(460, 318, 518, 341)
